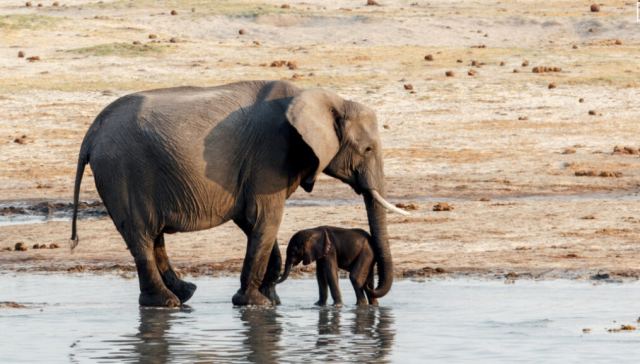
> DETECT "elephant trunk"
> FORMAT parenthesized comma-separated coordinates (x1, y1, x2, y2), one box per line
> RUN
(364, 189, 393, 299)
(277, 259, 292, 284)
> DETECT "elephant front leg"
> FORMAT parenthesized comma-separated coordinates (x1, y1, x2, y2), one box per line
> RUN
(154, 234, 197, 304)
(259, 241, 282, 305)
(232, 223, 280, 306)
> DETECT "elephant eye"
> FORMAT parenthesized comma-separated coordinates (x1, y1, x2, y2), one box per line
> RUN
(364, 146, 373, 153)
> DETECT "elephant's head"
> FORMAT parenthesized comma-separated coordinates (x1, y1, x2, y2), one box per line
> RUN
(285, 89, 408, 298)
(277, 229, 331, 284)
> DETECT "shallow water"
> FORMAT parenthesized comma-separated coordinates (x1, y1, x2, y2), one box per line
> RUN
(1, 275, 640, 363)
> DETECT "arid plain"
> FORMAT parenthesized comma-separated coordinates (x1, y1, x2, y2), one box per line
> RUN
(2, 0, 640, 281)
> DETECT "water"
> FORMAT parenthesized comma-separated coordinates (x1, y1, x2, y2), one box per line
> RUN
(1, 275, 640, 363)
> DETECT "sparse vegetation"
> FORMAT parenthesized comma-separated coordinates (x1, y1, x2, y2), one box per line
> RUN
(0, 14, 61, 30)
(66, 42, 171, 57)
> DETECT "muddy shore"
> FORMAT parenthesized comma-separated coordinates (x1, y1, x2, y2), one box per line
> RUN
(1, 1, 640, 281)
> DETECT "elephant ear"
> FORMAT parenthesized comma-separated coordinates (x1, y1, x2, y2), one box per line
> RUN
(312, 229, 333, 261)
(286, 89, 344, 192)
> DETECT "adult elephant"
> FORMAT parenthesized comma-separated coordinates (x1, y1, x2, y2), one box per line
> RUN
(69, 80, 407, 307)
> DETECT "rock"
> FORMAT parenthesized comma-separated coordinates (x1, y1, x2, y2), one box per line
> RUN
(512, 69, 519, 73)
(581, 215, 595, 220)
(403, 84, 413, 91)
(548, 82, 556, 89)
(2, 247, 12, 252)
(456, 59, 463, 63)
(470, 44, 486, 49)
(521, 60, 529, 67)
(32, 244, 41, 249)
(132, 41, 141, 45)
(590, 4, 600, 12)
(574, 170, 597, 177)
(613, 145, 639, 155)
(148, 34, 157, 39)
(0, 302, 27, 309)
(169, 37, 178, 43)
(238, 29, 246, 35)
(579, 98, 584, 103)
(591, 272, 610, 280)
(572, 44, 578, 49)
(424, 54, 433, 61)
(395, 202, 418, 210)
(270, 60, 287, 67)
(575, 170, 621, 178)
(499, 61, 505, 66)
(25, 1, 32, 6)
(532, 66, 561, 73)
(562, 148, 576, 154)
(599, 171, 622, 178)
(253, 40, 261, 46)
(614, 39, 622, 45)
(588, 110, 596, 115)
(582, 328, 591, 333)
(518, 116, 528, 120)
(366, 0, 380, 5)
(14, 243, 28, 252)
(467, 69, 476, 76)
(445, 70, 454, 77)
(18, 51, 25, 58)
(13, 135, 28, 144)
(286, 60, 297, 70)
(38, 3, 42, 7)
(433, 202, 453, 211)
(281, 4, 290, 8)
(479, 197, 491, 202)
(26, 56, 40, 62)
(52, 1, 59, 6)
(608, 324, 636, 333)
(49, 243, 60, 249)
(170, 9, 177, 15)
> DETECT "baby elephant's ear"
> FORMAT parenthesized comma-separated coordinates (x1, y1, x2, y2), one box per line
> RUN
(314, 229, 333, 260)
(286, 89, 344, 192)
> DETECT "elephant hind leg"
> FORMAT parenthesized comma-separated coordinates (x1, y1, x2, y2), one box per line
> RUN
(124, 231, 180, 307)
(154, 234, 197, 304)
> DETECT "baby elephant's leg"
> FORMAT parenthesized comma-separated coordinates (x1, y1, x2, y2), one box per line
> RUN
(325, 258, 343, 306)
(315, 261, 329, 306)
(349, 257, 370, 306)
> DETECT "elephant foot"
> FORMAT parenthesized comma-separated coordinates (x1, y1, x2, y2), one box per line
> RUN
(168, 280, 197, 304)
(314, 300, 327, 306)
(139, 290, 181, 308)
(259, 284, 281, 305)
(232, 288, 272, 306)
(332, 302, 343, 308)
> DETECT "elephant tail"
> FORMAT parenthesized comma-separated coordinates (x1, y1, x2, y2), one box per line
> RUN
(69, 148, 89, 251)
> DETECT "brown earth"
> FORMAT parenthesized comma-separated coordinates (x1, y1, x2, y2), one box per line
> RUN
(1, 0, 640, 281)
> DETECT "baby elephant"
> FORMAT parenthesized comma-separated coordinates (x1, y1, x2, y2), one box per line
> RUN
(277, 226, 378, 306)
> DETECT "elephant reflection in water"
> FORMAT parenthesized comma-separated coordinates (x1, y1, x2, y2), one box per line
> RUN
(239, 308, 283, 363)
(315, 307, 395, 362)
(131, 308, 181, 364)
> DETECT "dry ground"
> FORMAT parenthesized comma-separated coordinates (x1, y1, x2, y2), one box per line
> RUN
(1, 0, 640, 280)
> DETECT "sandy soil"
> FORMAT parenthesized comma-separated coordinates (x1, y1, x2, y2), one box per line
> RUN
(1, 0, 640, 280)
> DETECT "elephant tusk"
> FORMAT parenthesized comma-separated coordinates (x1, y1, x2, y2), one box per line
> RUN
(370, 190, 411, 216)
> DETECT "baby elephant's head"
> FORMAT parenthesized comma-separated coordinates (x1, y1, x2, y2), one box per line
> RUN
(277, 228, 331, 284)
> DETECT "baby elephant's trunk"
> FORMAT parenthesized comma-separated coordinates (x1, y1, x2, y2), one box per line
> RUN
(277, 260, 292, 284)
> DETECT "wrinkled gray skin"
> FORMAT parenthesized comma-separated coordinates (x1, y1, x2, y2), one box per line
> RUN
(277, 226, 378, 306)
(70, 80, 392, 307)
